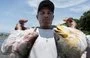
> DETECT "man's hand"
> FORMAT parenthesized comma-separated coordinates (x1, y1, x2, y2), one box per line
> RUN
(15, 19, 28, 30)
(64, 18, 77, 28)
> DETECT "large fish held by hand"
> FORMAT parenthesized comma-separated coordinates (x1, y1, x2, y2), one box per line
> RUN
(54, 25, 87, 58)
(1, 28, 38, 58)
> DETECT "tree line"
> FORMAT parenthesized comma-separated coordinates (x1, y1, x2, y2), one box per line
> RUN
(73, 10, 90, 35)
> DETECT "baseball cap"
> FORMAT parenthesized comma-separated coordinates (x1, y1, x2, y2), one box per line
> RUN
(37, 0, 55, 13)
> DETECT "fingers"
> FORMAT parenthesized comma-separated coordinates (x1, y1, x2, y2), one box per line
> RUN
(15, 23, 22, 30)
(34, 27, 37, 32)
(19, 19, 28, 24)
(15, 19, 28, 30)
(27, 27, 37, 34)
(24, 28, 38, 38)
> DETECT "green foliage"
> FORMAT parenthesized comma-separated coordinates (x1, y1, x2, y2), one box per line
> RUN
(79, 10, 90, 31)
(73, 19, 80, 29)
(81, 30, 90, 35)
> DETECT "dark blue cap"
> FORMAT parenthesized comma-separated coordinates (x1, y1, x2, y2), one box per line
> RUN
(37, 0, 55, 13)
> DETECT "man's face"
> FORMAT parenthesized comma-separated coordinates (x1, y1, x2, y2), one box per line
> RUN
(37, 7, 54, 28)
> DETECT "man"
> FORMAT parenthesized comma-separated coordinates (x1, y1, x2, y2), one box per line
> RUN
(29, 0, 58, 58)
(1, 0, 89, 58)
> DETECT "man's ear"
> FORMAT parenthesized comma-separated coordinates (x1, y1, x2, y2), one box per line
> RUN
(52, 14, 54, 20)
(36, 15, 38, 19)
(36, 15, 38, 20)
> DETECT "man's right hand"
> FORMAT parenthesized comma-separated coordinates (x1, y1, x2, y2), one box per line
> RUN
(15, 19, 28, 30)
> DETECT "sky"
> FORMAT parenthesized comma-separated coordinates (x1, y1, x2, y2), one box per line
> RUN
(0, 0, 90, 33)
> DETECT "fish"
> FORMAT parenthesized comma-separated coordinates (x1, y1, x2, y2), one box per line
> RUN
(2, 28, 38, 58)
(54, 25, 87, 58)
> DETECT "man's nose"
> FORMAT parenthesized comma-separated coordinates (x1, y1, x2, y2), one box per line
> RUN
(44, 13, 49, 18)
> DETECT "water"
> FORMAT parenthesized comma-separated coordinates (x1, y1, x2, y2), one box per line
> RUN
(0, 39, 4, 46)
(0, 39, 9, 58)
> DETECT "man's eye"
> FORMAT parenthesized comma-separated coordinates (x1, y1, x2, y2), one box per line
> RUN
(40, 12, 52, 15)
(48, 12, 52, 15)
(40, 12, 45, 15)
